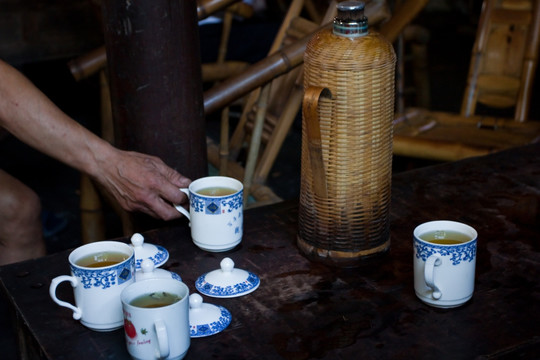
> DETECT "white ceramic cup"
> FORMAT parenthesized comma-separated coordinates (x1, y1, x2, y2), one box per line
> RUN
(121, 279, 190, 360)
(413, 220, 478, 308)
(175, 176, 243, 252)
(49, 241, 135, 331)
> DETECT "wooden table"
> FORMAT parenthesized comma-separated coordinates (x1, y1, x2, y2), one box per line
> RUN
(1, 143, 540, 360)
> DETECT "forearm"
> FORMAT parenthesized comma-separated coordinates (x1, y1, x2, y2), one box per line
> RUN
(0, 59, 111, 178)
(0, 59, 191, 220)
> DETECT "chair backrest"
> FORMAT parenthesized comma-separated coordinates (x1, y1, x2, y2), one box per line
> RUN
(204, 0, 429, 202)
(225, 0, 394, 190)
(461, 0, 540, 122)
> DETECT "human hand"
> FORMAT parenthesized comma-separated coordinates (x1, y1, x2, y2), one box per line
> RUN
(95, 149, 192, 220)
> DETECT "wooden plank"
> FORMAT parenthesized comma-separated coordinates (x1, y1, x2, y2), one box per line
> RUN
(2, 144, 540, 359)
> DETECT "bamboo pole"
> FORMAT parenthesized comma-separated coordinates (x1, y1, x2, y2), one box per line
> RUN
(203, 24, 326, 115)
(243, 83, 271, 203)
(227, 0, 306, 159)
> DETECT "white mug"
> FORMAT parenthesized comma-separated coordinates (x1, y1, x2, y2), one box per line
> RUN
(49, 241, 136, 331)
(121, 278, 190, 360)
(175, 176, 243, 252)
(413, 220, 478, 308)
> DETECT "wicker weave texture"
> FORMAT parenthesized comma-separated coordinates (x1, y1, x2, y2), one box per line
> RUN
(298, 28, 396, 264)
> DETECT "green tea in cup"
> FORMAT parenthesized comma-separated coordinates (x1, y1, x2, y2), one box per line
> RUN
(130, 291, 182, 308)
(419, 230, 472, 245)
(76, 251, 129, 268)
(196, 186, 237, 196)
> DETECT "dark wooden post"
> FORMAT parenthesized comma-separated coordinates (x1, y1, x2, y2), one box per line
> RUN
(101, 0, 207, 181)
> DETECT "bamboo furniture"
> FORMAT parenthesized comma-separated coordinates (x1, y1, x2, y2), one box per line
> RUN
(393, 0, 540, 161)
(209, 0, 333, 205)
(205, 0, 429, 204)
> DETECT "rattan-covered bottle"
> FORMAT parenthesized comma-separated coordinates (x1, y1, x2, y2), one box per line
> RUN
(298, 1, 396, 267)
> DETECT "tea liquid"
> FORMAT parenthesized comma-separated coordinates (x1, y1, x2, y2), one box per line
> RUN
(197, 186, 236, 196)
(76, 251, 129, 268)
(420, 230, 472, 245)
(130, 291, 182, 308)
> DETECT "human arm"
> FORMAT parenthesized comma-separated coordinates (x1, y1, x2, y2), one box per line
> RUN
(0, 59, 190, 220)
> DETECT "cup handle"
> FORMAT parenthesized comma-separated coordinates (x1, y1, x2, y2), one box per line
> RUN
(175, 188, 191, 220)
(154, 319, 170, 359)
(49, 275, 83, 320)
(424, 255, 443, 299)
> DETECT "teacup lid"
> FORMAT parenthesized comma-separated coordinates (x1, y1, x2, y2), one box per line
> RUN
(189, 293, 231, 338)
(130, 233, 169, 271)
(135, 259, 182, 282)
(195, 257, 260, 298)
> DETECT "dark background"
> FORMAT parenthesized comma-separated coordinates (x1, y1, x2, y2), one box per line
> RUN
(1, 1, 539, 359)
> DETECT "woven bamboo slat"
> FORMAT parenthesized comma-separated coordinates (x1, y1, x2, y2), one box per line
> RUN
(298, 12, 396, 267)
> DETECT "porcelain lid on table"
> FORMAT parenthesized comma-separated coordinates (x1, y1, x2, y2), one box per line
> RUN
(130, 233, 169, 271)
(134, 259, 181, 282)
(189, 293, 231, 338)
(195, 257, 260, 298)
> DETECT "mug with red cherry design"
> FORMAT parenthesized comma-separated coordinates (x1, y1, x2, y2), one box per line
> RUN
(121, 278, 190, 360)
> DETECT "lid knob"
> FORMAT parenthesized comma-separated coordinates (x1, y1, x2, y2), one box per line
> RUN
(220, 257, 235, 273)
(130, 233, 144, 247)
(189, 293, 203, 309)
(140, 259, 155, 274)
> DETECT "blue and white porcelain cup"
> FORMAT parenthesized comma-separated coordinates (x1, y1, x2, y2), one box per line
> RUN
(413, 220, 478, 308)
(49, 241, 135, 331)
(175, 176, 243, 252)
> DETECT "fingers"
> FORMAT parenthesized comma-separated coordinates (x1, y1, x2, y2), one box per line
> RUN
(128, 195, 178, 221)
(105, 150, 193, 221)
(152, 162, 191, 206)
(159, 182, 189, 206)
(161, 164, 192, 189)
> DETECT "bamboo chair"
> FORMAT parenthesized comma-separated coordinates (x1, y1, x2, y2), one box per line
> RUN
(393, 0, 540, 162)
(200, 1, 254, 83)
(206, 0, 429, 204)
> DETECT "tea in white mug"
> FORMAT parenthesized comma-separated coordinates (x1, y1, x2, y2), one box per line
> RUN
(196, 186, 237, 196)
(49, 241, 135, 331)
(176, 176, 244, 252)
(413, 220, 478, 308)
(419, 230, 472, 245)
(121, 279, 190, 359)
(130, 291, 182, 308)
(76, 251, 129, 268)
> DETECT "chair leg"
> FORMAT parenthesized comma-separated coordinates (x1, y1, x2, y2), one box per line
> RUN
(80, 174, 105, 244)
(254, 71, 304, 185)
(243, 83, 271, 203)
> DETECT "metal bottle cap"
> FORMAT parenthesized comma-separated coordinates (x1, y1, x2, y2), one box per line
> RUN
(333, 1, 368, 37)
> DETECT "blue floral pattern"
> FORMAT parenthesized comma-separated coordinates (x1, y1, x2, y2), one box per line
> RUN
(190, 190, 243, 215)
(134, 245, 169, 270)
(190, 306, 232, 338)
(414, 238, 476, 265)
(71, 257, 135, 289)
(171, 272, 182, 281)
(195, 272, 260, 298)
